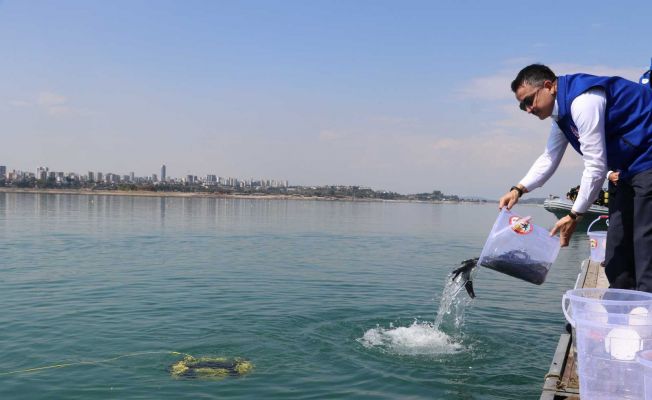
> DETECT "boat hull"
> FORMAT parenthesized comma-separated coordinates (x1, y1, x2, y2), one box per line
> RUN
(543, 198, 608, 230)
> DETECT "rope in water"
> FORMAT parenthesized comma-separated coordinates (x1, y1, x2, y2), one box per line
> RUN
(0, 351, 193, 377)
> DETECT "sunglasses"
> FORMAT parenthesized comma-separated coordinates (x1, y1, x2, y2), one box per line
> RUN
(519, 87, 541, 111)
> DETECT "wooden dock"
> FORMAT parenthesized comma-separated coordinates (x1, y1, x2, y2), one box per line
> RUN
(539, 259, 609, 400)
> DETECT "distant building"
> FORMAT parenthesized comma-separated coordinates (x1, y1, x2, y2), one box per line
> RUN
(97, 172, 103, 182)
(37, 167, 48, 181)
(161, 165, 166, 182)
(106, 173, 120, 183)
(88, 171, 95, 182)
(0, 165, 6, 178)
(130, 171, 135, 182)
(152, 173, 158, 182)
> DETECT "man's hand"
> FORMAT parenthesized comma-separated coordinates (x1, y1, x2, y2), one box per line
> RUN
(608, 171, 620, 186)
(550, 215, 578, 247)
(499, 190, 520, 210)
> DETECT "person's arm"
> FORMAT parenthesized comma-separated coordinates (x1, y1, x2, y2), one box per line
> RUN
(550, 88, 607, 246)
(498, 123, 568, 209)
(568, 88, 608, 214)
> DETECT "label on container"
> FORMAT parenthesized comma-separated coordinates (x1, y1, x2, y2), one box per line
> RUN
(509, 216, 533, 235)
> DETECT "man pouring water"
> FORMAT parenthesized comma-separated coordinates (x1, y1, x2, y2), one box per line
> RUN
(498, 63, 652, 292)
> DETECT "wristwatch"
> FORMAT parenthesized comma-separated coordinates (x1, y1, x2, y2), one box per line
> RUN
(568, 210, 584, 221)
(510, 186, 524, 198)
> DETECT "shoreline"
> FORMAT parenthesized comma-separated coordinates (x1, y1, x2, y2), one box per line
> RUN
(0, 187, 461, 204)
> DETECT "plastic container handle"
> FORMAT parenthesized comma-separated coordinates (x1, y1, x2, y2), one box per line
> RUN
(587, 215, 609, 234)
(562, 294, 575, 327)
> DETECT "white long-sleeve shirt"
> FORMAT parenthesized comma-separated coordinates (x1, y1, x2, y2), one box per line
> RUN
(519, 88, 608, 214)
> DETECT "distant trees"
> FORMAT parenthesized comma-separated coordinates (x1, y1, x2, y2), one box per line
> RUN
(15, 177, 36, 188)
(0, 177, 478, 203)
(117, 184, 138, 191)
(410, 190, 460, 202)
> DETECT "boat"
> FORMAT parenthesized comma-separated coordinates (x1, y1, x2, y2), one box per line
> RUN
(543, 195, 608, 228)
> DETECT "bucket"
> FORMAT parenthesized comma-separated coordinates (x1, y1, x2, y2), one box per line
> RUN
(563, 288, 652, 399)
(588, 215, 609, 263)
(637, 350, 652, 400)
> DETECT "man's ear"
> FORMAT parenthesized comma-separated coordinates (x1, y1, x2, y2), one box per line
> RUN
(544, 80, 557, 96)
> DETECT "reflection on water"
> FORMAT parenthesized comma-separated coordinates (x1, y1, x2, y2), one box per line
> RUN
(0, 193, 6, 219)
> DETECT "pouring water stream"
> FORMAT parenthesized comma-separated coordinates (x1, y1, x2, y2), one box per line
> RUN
(359, 258, 479, 355)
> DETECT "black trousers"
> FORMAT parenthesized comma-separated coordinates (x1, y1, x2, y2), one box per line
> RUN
(605, 169, 652, 292)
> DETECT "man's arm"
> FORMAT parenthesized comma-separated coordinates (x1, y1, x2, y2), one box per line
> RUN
(569, 88, 608, 213)
(550, 88, 607, 246)
(499, 124, 568, 209)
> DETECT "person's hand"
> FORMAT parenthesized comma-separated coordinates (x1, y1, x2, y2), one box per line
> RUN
(499, 190, 519, 210)
(550, 215, 578, 247)
(608, 171, 620, 186)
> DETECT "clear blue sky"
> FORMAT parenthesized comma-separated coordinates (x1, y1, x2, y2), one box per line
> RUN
(1, 0, 650, 197)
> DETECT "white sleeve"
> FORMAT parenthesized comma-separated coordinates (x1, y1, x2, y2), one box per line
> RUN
(519, 123, 568, 191)
(569, 88, 608, 214)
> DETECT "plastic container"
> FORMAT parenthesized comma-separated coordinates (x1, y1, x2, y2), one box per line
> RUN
(636, 350, 652, 400)
(563, 288, 652, 399)
(478, 208, 560, 284)
(588, 215, 609, 263)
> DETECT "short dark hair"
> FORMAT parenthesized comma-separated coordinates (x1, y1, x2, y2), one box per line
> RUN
(511, 64, 557, 92)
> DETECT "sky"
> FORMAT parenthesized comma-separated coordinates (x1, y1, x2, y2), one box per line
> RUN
(1, 0, 650, 198)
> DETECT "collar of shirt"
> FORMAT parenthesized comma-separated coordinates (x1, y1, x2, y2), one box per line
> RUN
(552, 97, 559, 121)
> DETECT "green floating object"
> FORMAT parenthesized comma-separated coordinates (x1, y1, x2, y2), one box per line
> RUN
(170, 356, 253, 379)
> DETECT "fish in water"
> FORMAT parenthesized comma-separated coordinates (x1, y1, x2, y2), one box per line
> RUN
(450, 257, 479, 299)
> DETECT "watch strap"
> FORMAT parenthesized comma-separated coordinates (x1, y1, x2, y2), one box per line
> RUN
(510, 186, 524, 198)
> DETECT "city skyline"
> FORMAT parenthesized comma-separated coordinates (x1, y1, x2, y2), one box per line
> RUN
(0, 162, 290, 189)
(0, 160, 471, 202)
(1, 1, 650, 198)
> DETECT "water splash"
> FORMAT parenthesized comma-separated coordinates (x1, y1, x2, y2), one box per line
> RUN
(359, 320, 463, 355)
(433, 265, 477, 330)
(359, 263, 476, 356)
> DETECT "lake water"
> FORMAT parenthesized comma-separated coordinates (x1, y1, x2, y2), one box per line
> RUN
(0, 192, 591, 399)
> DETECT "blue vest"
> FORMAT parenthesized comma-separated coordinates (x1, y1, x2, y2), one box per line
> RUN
(555, 73, 652, 180)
